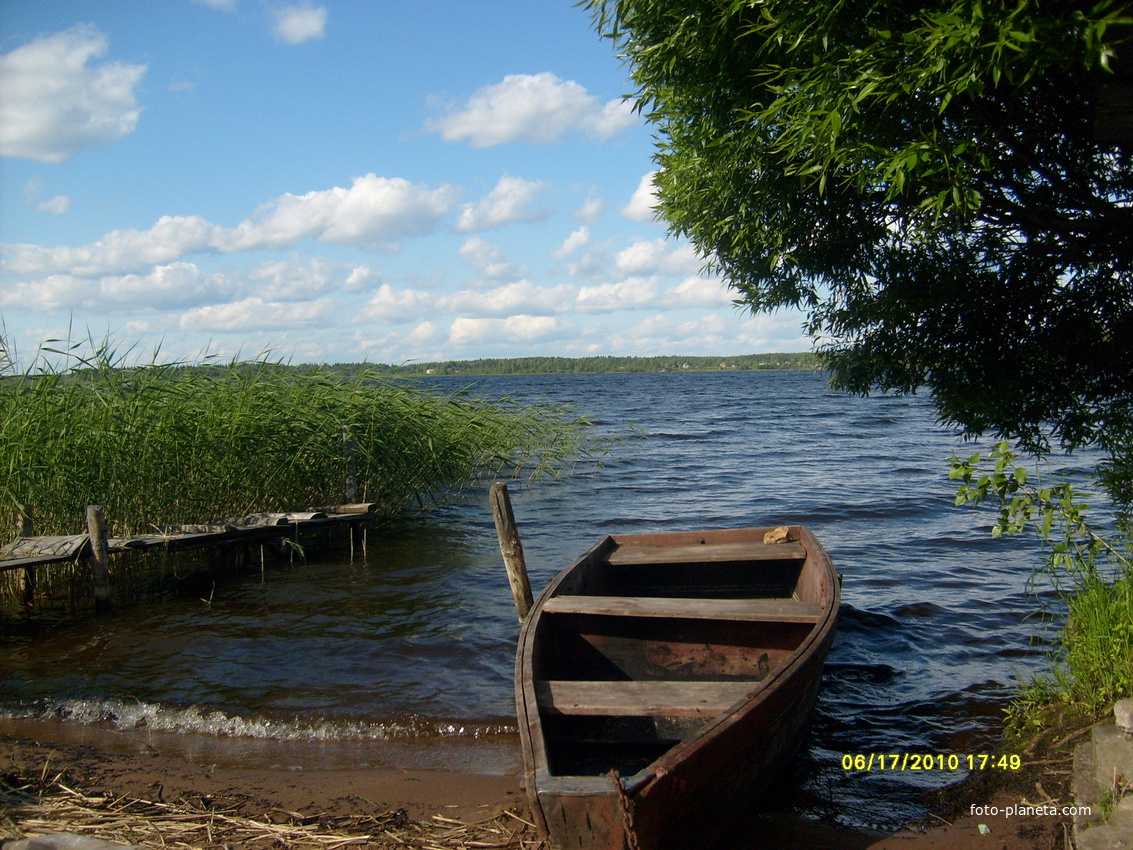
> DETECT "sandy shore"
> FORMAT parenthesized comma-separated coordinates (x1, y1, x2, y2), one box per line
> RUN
(0, 730, 1072, 849)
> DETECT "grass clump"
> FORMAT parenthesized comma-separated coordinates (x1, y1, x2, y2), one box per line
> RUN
(951, 442, 1133, 734)
(1, 337, 598, 539)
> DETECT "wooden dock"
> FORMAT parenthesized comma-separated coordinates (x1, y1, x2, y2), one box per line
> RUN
(1, 503, 383, 612)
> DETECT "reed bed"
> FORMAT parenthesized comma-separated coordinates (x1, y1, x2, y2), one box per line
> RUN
(0, 770, 547, 849)
(1, 341, 596, 540)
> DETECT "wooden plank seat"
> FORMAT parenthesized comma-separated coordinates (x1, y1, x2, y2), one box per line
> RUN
(605, 539, 806, 566)
(541, 594, 823, 623)
(535, 680, 762, 717)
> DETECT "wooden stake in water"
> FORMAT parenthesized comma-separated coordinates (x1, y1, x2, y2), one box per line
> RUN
(490, 481, 533, 622)
(86, 505, 111, 609)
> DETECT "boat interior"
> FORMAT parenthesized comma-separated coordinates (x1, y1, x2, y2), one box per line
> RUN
(530, 533, 826, 777)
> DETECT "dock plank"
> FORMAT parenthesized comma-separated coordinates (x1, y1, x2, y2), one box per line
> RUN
(542, 594, 822, 623)
(606, 540, 806, 566)
(535, 680, 762, 717)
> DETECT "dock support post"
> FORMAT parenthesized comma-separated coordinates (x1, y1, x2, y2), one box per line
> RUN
(86, 505, 111, 610)
(343, 424, 359, 503)
(18, 504, 35, 605)
(490, 482, 533, 622)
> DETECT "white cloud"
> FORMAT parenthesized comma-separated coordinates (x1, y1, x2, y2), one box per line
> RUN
(248, 258, 337, 301)
(0, 25, 146, 163)
(553, 226, 591, 259)
(270, 3, 328, 44)
(101, 263, 237, 308)
(575, 278, 658, 313)
(344, 265, 380, 292)
(3, 175, 457, 278)
(566, 250, 612, 281)
(449, 315, 572, 346)
(614, 238, 701, 277)
(622, 171, 660, 222)
(408, 321, 440, 344)
(0, 262, 236, 312)
(458, 236, 522, 282)
(227, 174, 456, 250)
(456, 175, 548, 232)
(440, 280, 575, 318)
(195, 0, 237, 9)
(37, 196, 72, 215)
(428, 72, 638, 148)
(666, 275, 734, 307)
(574, 194, 605, 223)
(361, 284, 434, 323)
(3, 215, 221, 277)
(180, 297, 334, 331)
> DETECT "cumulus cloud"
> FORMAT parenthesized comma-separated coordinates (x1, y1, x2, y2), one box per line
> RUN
(456, 175, 548, 232)
(565, 250, 613, 281)
(344, 265, 380, 292)
(408, 321, 440, 344)
(227, 174, 456, 250)
(23, 179, 72, 214)
(0, 25, 146, 163)
(449, 315, 571, 346)
(614, 238, 701, 277)
(428, 72, 638, 148)
(553, 226, 591, 259)
(459, 236, 522, 281)
(3, 175, 457, 278)
(0, 262, 237, 312)
(180, 297, 334, 331)
(37, 196, 73, 215)
(248, 258, 338, 301)
(622, 171, 660, 222)
(667, 275, 734, 307)
(575, 278, 659, 313)
(574, 194, 606, 224)
(270, 3, 328, 44)
(3, 215, 220, 277)
(361, 284, 435, 323)
(440, 280, 575, 318)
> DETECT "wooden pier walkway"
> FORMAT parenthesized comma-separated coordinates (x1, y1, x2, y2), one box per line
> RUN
(1, 503, 386, 611)
(1, 503, 380, 573)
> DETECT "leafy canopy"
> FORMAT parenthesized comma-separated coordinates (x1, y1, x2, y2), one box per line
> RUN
(585, 0, 1133, 465)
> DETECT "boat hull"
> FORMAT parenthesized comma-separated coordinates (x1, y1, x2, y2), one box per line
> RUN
(515, 525, 839, 850)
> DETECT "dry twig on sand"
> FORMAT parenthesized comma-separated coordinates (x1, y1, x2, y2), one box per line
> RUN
(0, 772, 547, 849)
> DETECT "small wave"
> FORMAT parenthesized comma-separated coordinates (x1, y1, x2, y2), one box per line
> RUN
(5, 698, 515, 743)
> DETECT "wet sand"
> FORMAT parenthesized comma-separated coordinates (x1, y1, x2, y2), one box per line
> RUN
(0, 730, 1072, 849)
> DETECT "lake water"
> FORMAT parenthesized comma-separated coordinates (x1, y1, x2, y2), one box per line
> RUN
(0, 370, 1068, 828)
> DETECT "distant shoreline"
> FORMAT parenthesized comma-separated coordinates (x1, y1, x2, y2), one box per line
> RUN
(328, 352, 821, 377)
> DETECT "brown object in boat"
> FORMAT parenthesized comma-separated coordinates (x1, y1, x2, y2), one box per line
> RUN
(515, 525, 840, 850)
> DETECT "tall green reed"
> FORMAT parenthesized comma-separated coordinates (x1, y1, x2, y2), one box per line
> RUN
(1, 338, 597, 539)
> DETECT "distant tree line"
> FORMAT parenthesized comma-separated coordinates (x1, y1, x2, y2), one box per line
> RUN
(326, 352, 819, 377)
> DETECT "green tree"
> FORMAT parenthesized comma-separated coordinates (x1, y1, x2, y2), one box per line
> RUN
(585, 0, 1133, 477)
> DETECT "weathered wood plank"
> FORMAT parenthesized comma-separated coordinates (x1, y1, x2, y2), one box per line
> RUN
(535, 679, 761, 717)
(1, 535, 89, 559)
(606, 540, 806, 566)
(541, 594, 822, 623)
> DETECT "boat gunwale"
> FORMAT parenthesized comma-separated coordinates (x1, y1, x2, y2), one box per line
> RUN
(516, 525, 840, 805)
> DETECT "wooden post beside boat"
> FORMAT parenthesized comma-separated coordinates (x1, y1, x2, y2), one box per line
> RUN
(490, 481, 534, 622)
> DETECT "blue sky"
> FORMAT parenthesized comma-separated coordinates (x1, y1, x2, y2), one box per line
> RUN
(0, 1, 809, 367)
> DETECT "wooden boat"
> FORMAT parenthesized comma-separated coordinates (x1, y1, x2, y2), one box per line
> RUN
(515, 525, 839, 850)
